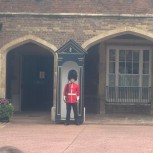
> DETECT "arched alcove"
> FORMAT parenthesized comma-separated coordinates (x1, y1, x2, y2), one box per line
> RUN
(0, 35, 57, 112)
(83, 27, 153, 114)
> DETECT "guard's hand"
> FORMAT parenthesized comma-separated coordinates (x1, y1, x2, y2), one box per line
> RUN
(77, 96, 80, 103)
(63, 96, 66, 103)
(63, 99, 66, 103)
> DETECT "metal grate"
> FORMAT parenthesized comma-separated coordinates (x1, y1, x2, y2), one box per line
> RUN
(106, 86, 151, 104)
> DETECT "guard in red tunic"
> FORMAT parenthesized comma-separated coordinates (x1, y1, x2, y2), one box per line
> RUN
(63, 70, 80, 125)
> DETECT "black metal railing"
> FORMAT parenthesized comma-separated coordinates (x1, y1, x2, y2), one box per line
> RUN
(106, 86, 151, 104)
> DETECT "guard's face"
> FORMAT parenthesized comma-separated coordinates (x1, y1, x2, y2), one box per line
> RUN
(70, 79, 75, 83)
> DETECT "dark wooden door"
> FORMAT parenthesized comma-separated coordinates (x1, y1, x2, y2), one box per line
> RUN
(21, 55, 53, 111)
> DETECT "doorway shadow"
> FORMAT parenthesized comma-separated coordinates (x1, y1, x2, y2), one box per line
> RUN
(11, 111, 52, 124)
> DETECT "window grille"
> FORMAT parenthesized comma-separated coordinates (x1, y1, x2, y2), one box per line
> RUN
(106, 46, 151, 104)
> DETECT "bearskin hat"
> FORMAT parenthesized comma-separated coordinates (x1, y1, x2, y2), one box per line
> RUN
(68, 69, 77, 81)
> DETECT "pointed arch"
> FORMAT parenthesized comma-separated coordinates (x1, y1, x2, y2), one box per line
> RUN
(0, 35, 58, 99)
(0, 34, 57, 54)
(82, 27, 153, 50)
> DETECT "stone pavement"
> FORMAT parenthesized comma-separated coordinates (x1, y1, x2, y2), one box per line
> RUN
(85, 113, 153, 125)
(1, 112, 153, 153)
(9, 111, 153, 125)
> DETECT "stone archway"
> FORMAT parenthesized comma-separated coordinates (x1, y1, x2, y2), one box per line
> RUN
(82, 27, 153, 50)
(82, 27, 153, 114)
(0, 35, 58, 112)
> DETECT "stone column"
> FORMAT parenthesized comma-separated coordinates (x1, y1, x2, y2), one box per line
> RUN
(98, 43, 106, 114)
(51, 52, 58, 122)
(150, 47, 153, 114)
(0, 52, 6, 98)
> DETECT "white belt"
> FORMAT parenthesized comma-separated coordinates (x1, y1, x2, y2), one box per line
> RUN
(67, 93, 76, 95)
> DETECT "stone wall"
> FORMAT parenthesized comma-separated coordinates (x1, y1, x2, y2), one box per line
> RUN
(1, 13, 153, 114)
(0, 0, 153, 14)
(1, 14, 153, 49)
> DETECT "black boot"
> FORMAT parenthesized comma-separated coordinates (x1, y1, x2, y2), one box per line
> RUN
(75, 120, 80, 125)
(64, 121, 70, 125)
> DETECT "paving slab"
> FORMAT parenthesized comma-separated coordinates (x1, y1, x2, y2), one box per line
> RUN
(85, 113, 153, 125)
(1, 112, 153, 153)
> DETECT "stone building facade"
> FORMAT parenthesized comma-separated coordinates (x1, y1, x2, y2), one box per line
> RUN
(0, 0, 153, 121)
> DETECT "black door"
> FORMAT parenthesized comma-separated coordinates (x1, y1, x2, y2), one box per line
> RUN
(21, 55, 53, 111)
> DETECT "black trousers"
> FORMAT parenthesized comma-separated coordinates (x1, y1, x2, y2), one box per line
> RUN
(66, 103, 78, 122)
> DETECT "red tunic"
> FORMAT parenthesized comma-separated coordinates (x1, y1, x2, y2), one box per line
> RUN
(63, 83, 80, 103)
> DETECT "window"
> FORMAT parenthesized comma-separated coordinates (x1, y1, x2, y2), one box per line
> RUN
(106, 46, 151, 103)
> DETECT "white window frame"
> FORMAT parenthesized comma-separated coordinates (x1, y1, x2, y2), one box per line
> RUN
(106, 45, 152, 103)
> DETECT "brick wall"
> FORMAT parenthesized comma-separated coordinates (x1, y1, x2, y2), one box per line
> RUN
(0, 2, 153, 114)
(0, 0, 153, 14)
(0, 14, 153, 50)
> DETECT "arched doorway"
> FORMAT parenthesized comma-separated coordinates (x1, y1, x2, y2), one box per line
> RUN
(6, 42, 54, 111)
(84, 32, 153, 114)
